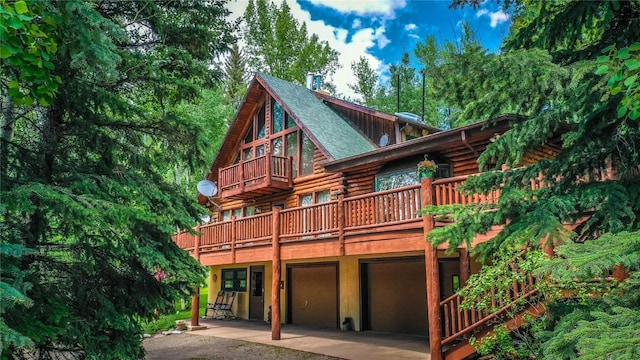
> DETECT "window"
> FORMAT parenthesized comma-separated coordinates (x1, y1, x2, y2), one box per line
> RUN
(376, 169, 419, 191)
(222, 268, 247, 291)
(272, 102, 284, 133)
(299, 190, 331, 206)
(300, 133, 314, 175)
(375, 157, 452, 191)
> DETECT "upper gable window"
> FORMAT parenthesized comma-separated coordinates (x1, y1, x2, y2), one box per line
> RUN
(272, 102, 284, 133)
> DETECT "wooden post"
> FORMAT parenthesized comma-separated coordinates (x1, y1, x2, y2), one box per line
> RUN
(239, 162, 245, 192)
(338, 195, 345, 256)
(459, 247, 470, 287)
(266, 152, 272, 186)
(422, 177, 442, 360)
(271, 208, 282, 340)
(190, 225, 202, 326)
(613, 265, 629, 282)
(191, 287, 200, 326)
(194, 225, 201, 260)
(231, 216, 236, 263)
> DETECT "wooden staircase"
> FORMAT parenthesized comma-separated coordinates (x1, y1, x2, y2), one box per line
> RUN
(440, 259, 544, 360)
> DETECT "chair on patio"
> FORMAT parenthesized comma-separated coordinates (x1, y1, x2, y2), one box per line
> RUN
(205, 291, 225, 318)
(206, 291, 237, 320)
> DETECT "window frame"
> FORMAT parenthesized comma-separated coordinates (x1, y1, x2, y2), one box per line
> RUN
(221, 268, 247, 292)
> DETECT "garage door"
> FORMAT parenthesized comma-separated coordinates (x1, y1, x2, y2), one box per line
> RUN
(288, 264, 338, 329)
(363, 259, 427, 335)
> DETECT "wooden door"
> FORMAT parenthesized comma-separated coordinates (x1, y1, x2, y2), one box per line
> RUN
(249, 266, 265, 321)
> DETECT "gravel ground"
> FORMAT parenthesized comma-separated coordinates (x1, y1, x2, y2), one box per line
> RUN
(143, 333, 341, 360)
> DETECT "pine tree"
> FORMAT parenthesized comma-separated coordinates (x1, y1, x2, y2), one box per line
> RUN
(243, 0, 340, 86)
(223, 44, 249, 108)
(0, 0, 236, 358)
(423, 1, 640, 358)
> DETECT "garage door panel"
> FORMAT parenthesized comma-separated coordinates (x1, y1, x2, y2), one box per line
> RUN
(367, 261, 427, 335)
(290, 265, 337, 328)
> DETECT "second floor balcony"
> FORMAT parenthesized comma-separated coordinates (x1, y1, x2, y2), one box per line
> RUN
(175, 175, 506, 261)
(218, 153, 293, 199)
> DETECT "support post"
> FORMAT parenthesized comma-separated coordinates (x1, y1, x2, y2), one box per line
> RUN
(459, 247, 471, 288)
(231, 216, 236, 263)
(266, 152, 272, 186)
(422, 177, 442, 360)
(190, 225, 201, 326)
(190, 287, 200, 326)
(338, 195, 345, 256)
(271, 208, 282, 340)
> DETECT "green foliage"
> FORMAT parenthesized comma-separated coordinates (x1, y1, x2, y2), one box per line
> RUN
(223, 43, 249, 108)
(243, 0, 340, 87)
(597, 43, 640, 120)
(425, 1, 640, 359)
(0, 0, 61, 107)
(1, 0, 235, 358)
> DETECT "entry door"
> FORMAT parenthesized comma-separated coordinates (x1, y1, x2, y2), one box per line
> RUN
(249, 266, 264, 321)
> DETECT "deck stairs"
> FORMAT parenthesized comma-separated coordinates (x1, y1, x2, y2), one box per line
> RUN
(440, 258, 544, 360)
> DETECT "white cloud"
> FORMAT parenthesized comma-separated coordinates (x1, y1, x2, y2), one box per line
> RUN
(404, 23, 417, 31)
(476, 8, 509, 28)
(224, 0, 390, 99)
(488, 10, 509, 27)
(374, 26, 390, 49)
(409, 33, 420, 39)
(307, 0, 406, 17)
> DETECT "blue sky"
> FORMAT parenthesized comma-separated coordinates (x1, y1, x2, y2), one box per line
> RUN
(226, 0, 511, 98)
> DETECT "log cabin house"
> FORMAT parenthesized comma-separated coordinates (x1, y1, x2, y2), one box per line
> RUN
(173, 72, 564, 359)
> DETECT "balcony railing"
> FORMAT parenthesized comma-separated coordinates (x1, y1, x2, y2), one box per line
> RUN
(175, 174, 506, 254)
(218, 153, 293, 199)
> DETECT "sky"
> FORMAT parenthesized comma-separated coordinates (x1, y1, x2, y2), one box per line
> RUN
(225, 0, 512, 99)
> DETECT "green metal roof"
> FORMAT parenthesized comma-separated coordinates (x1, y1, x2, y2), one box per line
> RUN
(257, 72, 376, 160)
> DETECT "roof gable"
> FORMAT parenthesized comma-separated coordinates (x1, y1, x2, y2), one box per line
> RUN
(256, 73, 376, 160)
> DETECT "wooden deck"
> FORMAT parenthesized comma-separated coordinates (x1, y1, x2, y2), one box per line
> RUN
(218, 153, 294, 199)
(175, 175, 500, 264)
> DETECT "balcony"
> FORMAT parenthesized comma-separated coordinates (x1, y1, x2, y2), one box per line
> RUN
(218, 153, 293, 199)
(174, 175, 504, 260)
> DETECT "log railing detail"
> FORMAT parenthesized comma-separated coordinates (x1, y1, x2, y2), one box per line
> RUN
(175, 173, 510, 253)
(433, 175, 500, 206)
(440, 260, 538, 346)
(280, 202, 339, 240)
(219, 163, 240, 193)
(235, 213, 273, 246)
(343, 185, 422, 229)
(218, 153, 292, 194)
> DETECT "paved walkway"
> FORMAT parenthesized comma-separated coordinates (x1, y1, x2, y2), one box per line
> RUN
(189, 318, 430, 360)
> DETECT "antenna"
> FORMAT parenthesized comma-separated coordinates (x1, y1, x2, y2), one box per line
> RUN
(197, 179, 221, 210)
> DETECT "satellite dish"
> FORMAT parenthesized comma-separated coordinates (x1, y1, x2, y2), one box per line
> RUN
(379, 133, 389, 147)
(197, 179, 218, 197)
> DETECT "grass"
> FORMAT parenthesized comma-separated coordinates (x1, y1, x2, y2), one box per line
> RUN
(142, 287, 209, 334)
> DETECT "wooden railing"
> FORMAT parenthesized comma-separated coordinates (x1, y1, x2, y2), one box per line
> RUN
(433, 175, 500, 206)
(174, 231, 196, 251)
(175, 174, 508, 253)
(219, 163, 240, 192)
(218, 153, 292, 194)
(343, 185, 422, 229)
(440, 259, 538, 345)
(280, 202, 339, 240)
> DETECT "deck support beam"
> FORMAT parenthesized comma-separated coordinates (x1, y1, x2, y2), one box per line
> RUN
(271, 208, 282, 340)
(191, 226, 201, 326)
(422, 177, 443, 360)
